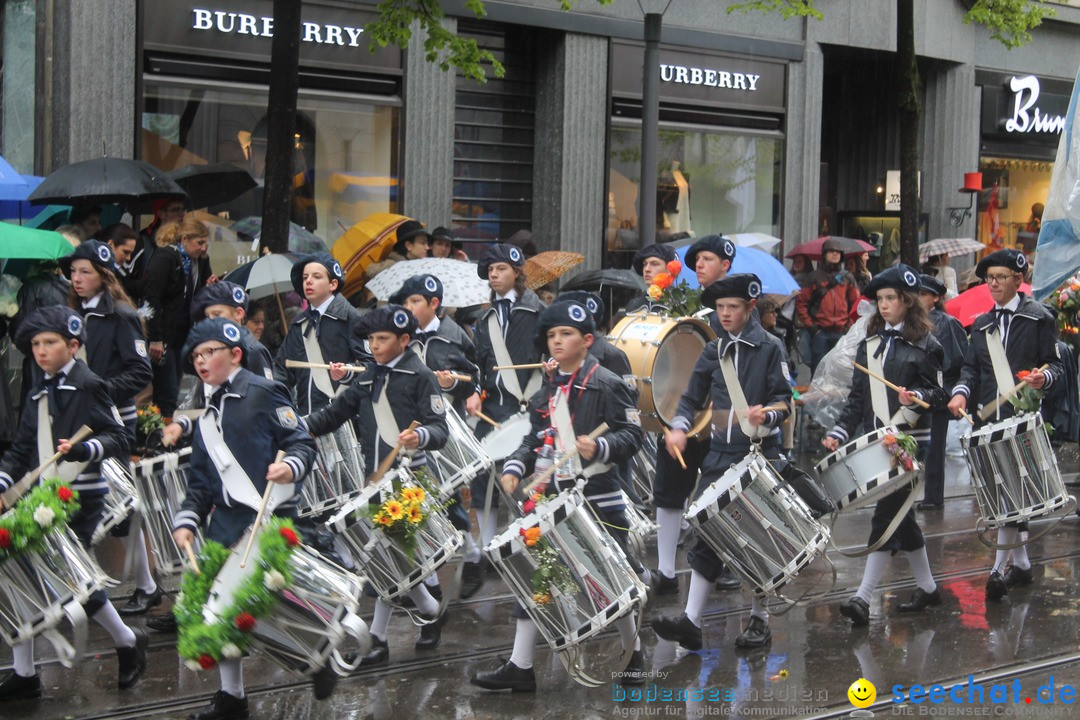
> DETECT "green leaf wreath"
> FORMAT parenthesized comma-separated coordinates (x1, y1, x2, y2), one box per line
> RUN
(0, 477, 80, 563)
(175, 517, 300, 670)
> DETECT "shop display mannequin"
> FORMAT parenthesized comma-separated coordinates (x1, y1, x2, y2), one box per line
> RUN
(658, 161, 692, 234)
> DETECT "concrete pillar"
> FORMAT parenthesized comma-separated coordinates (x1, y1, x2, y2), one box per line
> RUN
(921, 61, 979, 244)
(532, 31, 608, 267)
(402, 18, 456, 227)
(783, 43, 824, 249)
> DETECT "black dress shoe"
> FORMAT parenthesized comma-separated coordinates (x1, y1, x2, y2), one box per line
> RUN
(715, 566, 741, 591)
(840, 597, 870, 626)
(897, 587, 943, 613)
(470, 659, 537, 692)
(189, 690, 250, 720)
(0, 671, 41, 701)
(622, 649, 647, 686)
(361, 637, 389, 665)
(1004, 565, 1035, 588)
(917, 501, 944, 511)
(650, 569, 679, 596)
(415, 610, 448, 650)
(311, 662, 338, 700)
(147, 613, 178, 633)
(652, 613, 703, 651)
(734, 616, 772, 648)
(986, 571, 1008, 601)
(117, 628, 149, 689)
(119, 586, 164, 616)
(460, 562, 485, 599)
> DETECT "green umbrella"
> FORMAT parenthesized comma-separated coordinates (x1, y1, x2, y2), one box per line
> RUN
(0, 222, 75, 260)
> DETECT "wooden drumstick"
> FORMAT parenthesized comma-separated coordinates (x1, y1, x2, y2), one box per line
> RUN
(853, 363, 931, 409)
(0, 425, 93, 507)
(662, 427, 687, 470)
(286, 359, 368, 374)
(492, 362, 547, 371)
(978, 363, 1050, 421)
(442, 372, 473, 382)
(474, 411, 502, 429)
(183, 540, 201, 576)
(241, 450, 286, 568)
(367, 421, 421, 485)
(521, 423, 609, 495)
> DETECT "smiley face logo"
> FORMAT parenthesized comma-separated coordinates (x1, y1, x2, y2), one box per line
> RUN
(848, 678, 876, 708)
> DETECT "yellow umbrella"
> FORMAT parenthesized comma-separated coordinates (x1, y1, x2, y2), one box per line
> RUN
(331, 213, 412, 297)
(524, 250, 585, 290)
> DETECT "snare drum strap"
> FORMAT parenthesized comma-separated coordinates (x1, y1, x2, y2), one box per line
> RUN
(196, 412, 266, 512)
(486, 313, 542, 407)
(864, 337, 921, 428)
(301, 319, 346, 400)
(717, 351, 771, 439)
(371, 383, 405, 452)
(37, 396, 87, 483)
(984, 328, 1016, 413)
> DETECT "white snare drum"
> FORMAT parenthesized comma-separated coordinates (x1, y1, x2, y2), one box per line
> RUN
(325, 468, 463, 606)
(627, 433, 657, 507)
(205, 530, 369, 676)
(620, 490, 657, 561)
(481, 412, 531, 461)
(815, 426, 920, 513)
(963, 412, 1072, 528)
(430, 406, 495, 501)
(92, 458, 141, 545)
(302, 423, 367, 518)
(132, 449, 201, 575)
(486, 487, 645, 655)
(686, 450, 829, 598)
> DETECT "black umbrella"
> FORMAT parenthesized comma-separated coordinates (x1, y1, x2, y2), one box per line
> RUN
(169, 163, 257, 209)
(561, 268, 647, 293)
(28, 157, 186, 206)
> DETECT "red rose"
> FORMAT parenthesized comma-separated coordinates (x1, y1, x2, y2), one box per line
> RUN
(234, 613, 256, 632)
(0, 528, 10, 549)
(279, 528, 300, 547)
(198, 654, 216, 670)
(667, 259, 683, 276)
(57, 486, 74, 503)
(522, 499, 536, 513)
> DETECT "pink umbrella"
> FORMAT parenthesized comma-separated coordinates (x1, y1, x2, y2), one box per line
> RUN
(945, 282, 1032, 327)
(786, 236, 876, 260)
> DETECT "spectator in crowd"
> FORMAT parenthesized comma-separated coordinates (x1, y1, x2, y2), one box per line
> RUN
(430, 226, 469, 261)
(101, 224, 139, 271)
(124, 198, 187, 305)
(845, 251, 873, 292)
(924, 253, 958, 299)
(796, 237, 860, 373)
(367, 220, 430, 277)
(54, 224, 85, 247)
(70, 204, 103, 240)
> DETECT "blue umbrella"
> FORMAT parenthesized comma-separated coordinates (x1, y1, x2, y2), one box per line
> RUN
(674, 245, 798, 295)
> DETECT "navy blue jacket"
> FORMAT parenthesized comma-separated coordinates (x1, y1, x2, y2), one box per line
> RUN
(929, 307, 968, 390)
(409, 315, 480, 411)
(78, 293, 152, 423)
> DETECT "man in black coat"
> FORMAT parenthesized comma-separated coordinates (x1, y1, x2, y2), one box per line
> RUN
(947, 249, 1063, 601)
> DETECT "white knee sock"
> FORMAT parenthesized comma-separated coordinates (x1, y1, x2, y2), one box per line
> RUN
(219, 659, 244, 698)
(655, 508, 683, 578)
(684, 570, 711, 628)
(93, 603, 137, 647)
(614, 613, 640, 651)
(132, 530, 157, 594)
(463, 532, 482, 564)
(1011, 535, 1031, 570)
(332, 535, 355, 570)
(750, 596, 769, 622)
(509, 618, 537, 670)
(855, 551, 891, 604)
(477, 508, 499, 548)
(370, 598, 392, 641)
(409, 584, 440, 617)
(12, 641, 35, 677)
(993, 528, 1019, 573)
(906, 548, 937, 593)
(424, 573, 440, 588)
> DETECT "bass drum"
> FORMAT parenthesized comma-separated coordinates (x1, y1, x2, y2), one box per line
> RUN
(608, 311, 715, 435)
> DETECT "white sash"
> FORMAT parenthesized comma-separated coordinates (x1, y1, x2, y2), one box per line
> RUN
(985, 326, 1016, 398)
(371, 381, 403, 451)
(197, 411, 294, 513)
(865, 337, 912, 427)
(486, 312, 541, 406)
(37, 396, 86, 483)
(301, 319, 345, 400)
(717, 344, 770, 439)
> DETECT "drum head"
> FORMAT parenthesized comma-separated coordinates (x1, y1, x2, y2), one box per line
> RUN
(481, 413, 531, 461)
(205, 535, 258, 624)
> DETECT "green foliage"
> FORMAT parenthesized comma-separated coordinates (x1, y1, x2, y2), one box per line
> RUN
(0, 478, 80, 563)
(727, 0, 823, 20)
(964, 0, 1053, 49)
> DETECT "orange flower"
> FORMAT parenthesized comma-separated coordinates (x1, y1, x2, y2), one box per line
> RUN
(1016, 370, 1031, 380)
(532, 592, 552, 605)
(382, 499, 405, 520)
(376, 512, 394, 527)
(653, 272, 673, 289)
(882, 435, 897, 447)
(407, 505, 423, 524)
(667, 259, 682, 276)
(647, 284, 663, 300)
(520, 526, 542, 547)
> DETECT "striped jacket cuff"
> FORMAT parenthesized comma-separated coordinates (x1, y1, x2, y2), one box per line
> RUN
(1043, 369, 1055, 389)
(952, 384, 970, 398)
(670, 416, 692, 432)
(764, 410, 782, 428)
(85, 439, 104, 462)
(595, 436, 610, 464)
(177, 415, 192, 435)
(416, 426, 430, 449)
(502, 459, 526, 480)
(827, 426, 848, 443)
(0, 472, 12, 492)
(173, 510, 201, 532)
(283, 456, 306, 482)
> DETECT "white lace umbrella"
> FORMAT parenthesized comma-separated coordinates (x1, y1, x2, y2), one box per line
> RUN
(918, 237, 984, 261)
(365, 257, 491, 307)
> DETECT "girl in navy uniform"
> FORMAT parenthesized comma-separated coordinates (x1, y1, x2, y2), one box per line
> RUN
(823, 265, 947, 626)
(306, 305, 450, 664)
(172, 318, 318, 720)
(947, 249, 1063, 600)
(62, 240, 163, 616)
(654, 274, 791, 651)
(391, 274, 487, 599)
(465, 245, 546, 565)
(471, 300, 647, 692)
(0, 306, 147, 700)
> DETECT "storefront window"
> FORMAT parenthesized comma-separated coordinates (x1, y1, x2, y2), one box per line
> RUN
(976, 156, 1054, 254)
(2, 0, 36, 174)
(141, 80, 398, 271)
(606, 123, 782, 260)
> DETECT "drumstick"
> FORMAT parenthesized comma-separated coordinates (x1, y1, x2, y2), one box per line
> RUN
(662, 427, 687, 470)
(853, 363, 931, 409)
(183, 540, 201, 576)
(492, 363, 547, 371)
(978, 363, 1050, 422)
(0, 425, 93, 507)
(241, 450, 286, 568)
(367, 421, 422, 485)
(286, 359, 368, 374)
(521, 423, 609, 495)
(474, 410, 502, 429)
(443, 372, 473, 382)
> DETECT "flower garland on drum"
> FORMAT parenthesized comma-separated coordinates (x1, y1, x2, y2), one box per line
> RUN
(0, 477, 79, 563)
(174, 518, 299, 670)
(135, 403, 164, 436)
(646, 260, 702, 317)
(359, 467, 445, 562)
(521, 526, 576, 606)
(881, 432, 918, 472)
